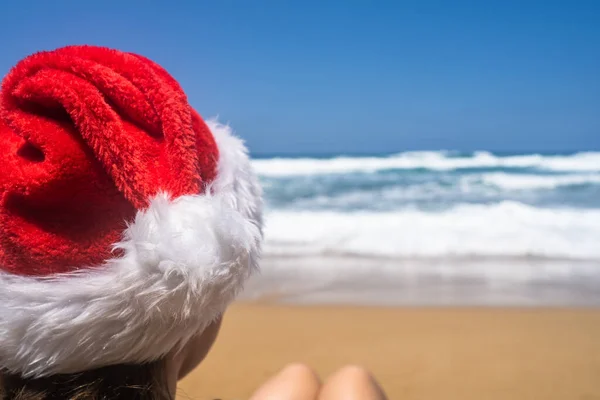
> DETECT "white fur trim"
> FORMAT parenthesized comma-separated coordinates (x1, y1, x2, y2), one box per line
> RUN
(0, 120, 263, 377)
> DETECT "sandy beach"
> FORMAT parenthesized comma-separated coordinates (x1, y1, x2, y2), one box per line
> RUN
(178, 303, 600, 399)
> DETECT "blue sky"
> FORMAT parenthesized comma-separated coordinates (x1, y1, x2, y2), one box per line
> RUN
(0, 1, 598, 154)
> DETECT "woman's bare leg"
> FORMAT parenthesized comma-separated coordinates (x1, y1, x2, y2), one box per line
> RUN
(318, 365, 387, 400)
(249, 363, 321, 400)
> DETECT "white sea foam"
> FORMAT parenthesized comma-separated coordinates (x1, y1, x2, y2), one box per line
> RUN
(263, 202, 600, 259)
(473, 172, 600, 190)
(253, 151, 600, 176)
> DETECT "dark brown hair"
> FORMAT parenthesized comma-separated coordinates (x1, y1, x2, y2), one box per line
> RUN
(0, 361, 172, 400)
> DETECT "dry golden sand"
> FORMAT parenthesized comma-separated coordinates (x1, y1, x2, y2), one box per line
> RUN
(178, 303, 600, 400)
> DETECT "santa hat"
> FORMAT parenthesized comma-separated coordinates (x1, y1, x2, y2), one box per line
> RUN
(0, 45, 263, 378)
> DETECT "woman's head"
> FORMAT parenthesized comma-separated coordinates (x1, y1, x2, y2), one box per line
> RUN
(0, 46, 262, 397)
(2, 362, 170, 400)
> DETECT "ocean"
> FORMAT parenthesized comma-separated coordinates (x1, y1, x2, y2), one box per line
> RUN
(243, 151, 600, 306)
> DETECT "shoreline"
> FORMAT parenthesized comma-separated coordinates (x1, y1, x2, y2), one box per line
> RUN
(241, 255, 600, 306)
(178, 302, 600, 400)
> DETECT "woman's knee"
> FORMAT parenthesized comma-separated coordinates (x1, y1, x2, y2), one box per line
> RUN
(249, 363, 320, 400)
(320, 365, 386, 400)
(278, 363, 320, 382)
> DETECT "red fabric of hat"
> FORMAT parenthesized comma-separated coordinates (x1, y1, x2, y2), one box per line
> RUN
(0, 45, 218, 275)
